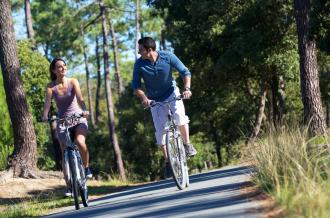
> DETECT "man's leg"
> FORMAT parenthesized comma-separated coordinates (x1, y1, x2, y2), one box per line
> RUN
(160, 144, 173, 179)
(160, 144, 168, 159)
(172, 95, 197, 157)
(179, 123, 190, 145)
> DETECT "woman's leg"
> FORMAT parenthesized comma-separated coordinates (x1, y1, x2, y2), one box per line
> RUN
(75, 125, 89, 168)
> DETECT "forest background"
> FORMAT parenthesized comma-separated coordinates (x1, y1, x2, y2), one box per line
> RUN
(1, 0, 330, 184)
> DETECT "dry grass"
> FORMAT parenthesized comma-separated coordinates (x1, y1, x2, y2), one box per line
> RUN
(0, 172, 130, 218)
(244, 126, 330, 217)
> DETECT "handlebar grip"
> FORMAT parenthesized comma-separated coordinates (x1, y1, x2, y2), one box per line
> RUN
(149, 100, 156, 107)
(176, 94, 185, 100)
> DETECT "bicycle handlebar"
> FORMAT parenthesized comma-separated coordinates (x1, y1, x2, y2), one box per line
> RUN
(49, 113, 84, 122)
(38, 113, 84, 123)
(145, 95, 187, 109)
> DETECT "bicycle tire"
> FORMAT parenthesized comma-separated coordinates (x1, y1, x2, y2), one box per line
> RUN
(80, 185, 88, 207)
(68, 150, 80, 210)
(77, 153, 88, 207)
(177, 135, 189, 187)
(166, 130, 186, 190)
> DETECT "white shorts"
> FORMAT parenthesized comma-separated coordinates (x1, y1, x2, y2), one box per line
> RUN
(151, 87, 189, 146)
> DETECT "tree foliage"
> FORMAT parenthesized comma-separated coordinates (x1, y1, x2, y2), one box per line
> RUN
(2, 0, 329, 180)
(17, 40, 56, 169)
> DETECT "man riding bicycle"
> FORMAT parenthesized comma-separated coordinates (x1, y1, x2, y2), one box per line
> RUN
(132, 37, 197, 178)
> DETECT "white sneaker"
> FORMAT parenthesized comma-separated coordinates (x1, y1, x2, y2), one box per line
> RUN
(184, 144, 197, 157)
(64, 188, 72, 197)
(85, 167, 93, 179)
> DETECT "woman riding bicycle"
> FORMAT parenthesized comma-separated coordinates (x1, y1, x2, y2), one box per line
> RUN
(42, 57, 92, 197)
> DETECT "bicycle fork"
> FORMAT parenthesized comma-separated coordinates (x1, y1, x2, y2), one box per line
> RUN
(64, 149, 83, 188)
(64, 151, 71, 185)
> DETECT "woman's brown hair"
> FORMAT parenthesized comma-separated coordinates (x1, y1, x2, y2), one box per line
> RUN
(49, 57, 66, 81)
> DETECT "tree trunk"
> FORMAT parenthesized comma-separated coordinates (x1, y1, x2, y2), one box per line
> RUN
(326, 100, 330, 127)
(160, 29, 166, 50)
(266, 86, 273, 126)
(100, 2, 127, 181)
(95, 35, 102, 125)
(271, 73, 281, 127)
(278, 75, 286, 122)
(49, 106, 62, 170)
(80, 27, 96, 128)
(294, 0, 327, 135)
(108, 15, 124, 94)
(210, 120, 222, 167)
(24, 0, 36, 48)
(246, 81, 268, 145)
(0, 0, 37, 178)
(43, 42, 50, 60)
(135, 0, 140, 59)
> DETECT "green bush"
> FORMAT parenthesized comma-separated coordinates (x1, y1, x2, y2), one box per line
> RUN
(18, 40, 55, 170)
(188, 132, 218, 172)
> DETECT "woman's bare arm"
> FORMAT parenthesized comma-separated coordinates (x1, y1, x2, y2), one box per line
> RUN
(42, 83, 53, 121)
(72, 78, 87, 112)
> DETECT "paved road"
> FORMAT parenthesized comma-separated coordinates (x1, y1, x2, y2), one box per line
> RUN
(44, 165, 264, 218)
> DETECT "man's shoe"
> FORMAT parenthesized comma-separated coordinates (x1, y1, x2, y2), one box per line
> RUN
(64, 188, 72, 197)
(85, 167, 93, 179)
(184, 144, 197, 157)
(164, 162, 173, 179)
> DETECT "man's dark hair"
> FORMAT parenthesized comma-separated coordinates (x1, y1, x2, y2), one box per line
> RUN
(138, 37, 156, 51)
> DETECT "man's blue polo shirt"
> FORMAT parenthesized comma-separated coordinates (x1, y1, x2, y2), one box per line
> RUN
(132, 50, 191, 101)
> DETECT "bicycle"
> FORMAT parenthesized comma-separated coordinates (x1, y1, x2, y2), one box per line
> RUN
(47, 113, 89, 210)
(147, 96, 190, 190)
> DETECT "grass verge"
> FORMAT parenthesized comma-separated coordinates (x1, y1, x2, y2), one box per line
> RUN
(0, 179, 130, 218)
(244, 126, 330, 217)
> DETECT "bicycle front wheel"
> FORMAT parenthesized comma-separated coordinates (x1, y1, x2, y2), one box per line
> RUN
(77, 153, 88, 207)
(177, 135, 189, 188)
(166, 130, 187, 190)
(68, 150, 80, 210)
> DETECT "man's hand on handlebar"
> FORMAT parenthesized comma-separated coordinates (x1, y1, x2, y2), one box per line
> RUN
(141, 96, 153, 108)
(182, 90, 192, 99)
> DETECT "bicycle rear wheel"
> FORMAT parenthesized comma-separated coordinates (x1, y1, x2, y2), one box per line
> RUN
(166, 130, 187, 190)
(68, 150, 80, 210)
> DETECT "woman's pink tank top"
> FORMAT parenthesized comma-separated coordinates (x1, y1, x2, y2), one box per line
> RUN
(52, 79, 83, 118)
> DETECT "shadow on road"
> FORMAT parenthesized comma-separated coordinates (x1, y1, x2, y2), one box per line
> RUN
(92, 165, 254, 203)
(45, 165, 259, 218)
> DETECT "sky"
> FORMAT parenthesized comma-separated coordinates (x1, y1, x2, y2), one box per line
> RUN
(10, 2, 171, 78)
(12, 8, 101, 76)
(12, 9, 26, 40)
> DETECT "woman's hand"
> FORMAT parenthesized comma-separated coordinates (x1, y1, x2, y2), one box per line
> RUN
(82, 110, 90, 118)
(41, 115, 48, 122)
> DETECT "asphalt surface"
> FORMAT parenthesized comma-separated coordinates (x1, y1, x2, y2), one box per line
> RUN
(44, 165, 264, 218)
